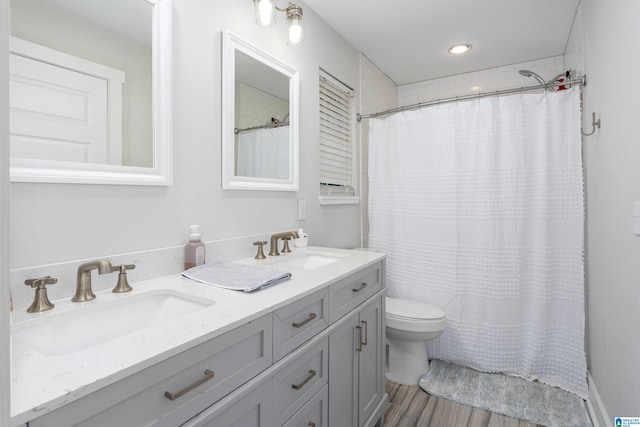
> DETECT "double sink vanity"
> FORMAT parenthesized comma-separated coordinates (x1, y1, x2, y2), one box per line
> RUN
(11, 247, 387, 427)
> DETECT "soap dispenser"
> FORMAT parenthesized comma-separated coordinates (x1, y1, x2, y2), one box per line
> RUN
(185, 225, 205, 270)
(294, 228, 309, 248)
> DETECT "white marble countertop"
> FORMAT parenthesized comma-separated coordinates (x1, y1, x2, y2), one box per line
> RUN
(10, 246, 385, 426)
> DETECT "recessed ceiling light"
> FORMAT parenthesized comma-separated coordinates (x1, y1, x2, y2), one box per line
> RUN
(448, 44, 472, 54)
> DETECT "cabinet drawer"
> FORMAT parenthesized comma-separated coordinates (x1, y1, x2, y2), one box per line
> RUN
(328, 262, 382, 323)
(273, 288, 328, 361)
(181, 378, 273, 427)
(273, 337, 328, 426)
(282, 385, 328, 427)
(31, 314, 273, 427)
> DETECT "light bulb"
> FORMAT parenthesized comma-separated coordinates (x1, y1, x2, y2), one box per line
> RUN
(256, 0, 275, 28)
(448, 44, 472, 54)
(288, 17, 303, 46)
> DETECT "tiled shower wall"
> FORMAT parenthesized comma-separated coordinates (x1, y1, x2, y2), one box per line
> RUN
(397, 55, 566, 106)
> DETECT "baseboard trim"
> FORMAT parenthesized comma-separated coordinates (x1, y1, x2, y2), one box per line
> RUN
(587, 370, 612, 427)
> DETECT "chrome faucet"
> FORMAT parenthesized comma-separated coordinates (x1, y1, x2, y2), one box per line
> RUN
(72, 260, 114, 302)
(268, 231, 299, 256)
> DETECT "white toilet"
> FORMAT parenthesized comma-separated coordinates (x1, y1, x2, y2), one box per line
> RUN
(385, 296, 446, 385)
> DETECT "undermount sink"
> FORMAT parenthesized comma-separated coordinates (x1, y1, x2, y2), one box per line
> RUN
(12, 290, 215, 357)
(265, 250, 348, 271)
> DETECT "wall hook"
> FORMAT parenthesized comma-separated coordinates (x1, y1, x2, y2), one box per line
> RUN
(582, 112, 601, 136)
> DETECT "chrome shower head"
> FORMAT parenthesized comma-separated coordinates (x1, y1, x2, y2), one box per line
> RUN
(518, 69, 546, 86)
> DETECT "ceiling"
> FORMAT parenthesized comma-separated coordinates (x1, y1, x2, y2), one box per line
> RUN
(303, 0, 581, 86)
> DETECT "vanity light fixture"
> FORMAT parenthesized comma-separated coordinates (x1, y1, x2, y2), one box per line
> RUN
(448, 44, 472, 54)
(253, 0, 304, 46)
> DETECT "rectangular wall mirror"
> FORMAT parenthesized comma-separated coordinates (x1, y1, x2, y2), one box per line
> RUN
(222, 30, 299, 191)
(9, 0, 172, 185)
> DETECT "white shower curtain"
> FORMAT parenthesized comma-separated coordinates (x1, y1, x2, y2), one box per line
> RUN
(368, 87, 587, 398)
(236, 126, 289, 179)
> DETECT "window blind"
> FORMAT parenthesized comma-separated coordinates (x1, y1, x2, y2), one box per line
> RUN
(319, 70, 355, 196)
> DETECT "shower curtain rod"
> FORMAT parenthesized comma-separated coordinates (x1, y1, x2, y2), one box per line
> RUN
(234, 121, 290, 135)
(357, 76, 587, 121)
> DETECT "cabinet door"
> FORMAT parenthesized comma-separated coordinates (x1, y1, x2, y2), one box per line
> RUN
(328, 313, 358, 427)
(181, 379, 272, 427)
(357, 297, 384, 427)
(282, 385, 328, 427)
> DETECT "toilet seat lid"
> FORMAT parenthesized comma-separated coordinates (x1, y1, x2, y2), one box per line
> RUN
(386, 297, 445, 321)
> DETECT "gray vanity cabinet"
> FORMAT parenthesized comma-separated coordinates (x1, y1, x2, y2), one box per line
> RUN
(328, 296, 384, 427)
(27, 259, 386, 427)
(184, 260, 386, 427)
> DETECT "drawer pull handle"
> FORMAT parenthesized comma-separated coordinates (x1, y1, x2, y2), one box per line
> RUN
(293, 312, 317, 328)
(352, 282, 368, 293)
(292, 369, 317, 390)
(356, 326, 363, 352)
(361, 320, 368, 347)
(308, 422, 316, 427)
(164, 369, 214, 401)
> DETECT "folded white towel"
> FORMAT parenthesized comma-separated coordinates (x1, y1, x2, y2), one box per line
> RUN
(182, 262, 291, 292)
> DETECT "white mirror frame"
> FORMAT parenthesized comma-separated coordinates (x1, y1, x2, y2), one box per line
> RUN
(9, 0, 172, 186)
(221, 30, 299, 191)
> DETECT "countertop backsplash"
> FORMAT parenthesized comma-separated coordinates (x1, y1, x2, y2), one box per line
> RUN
(9, 233, 278, 311)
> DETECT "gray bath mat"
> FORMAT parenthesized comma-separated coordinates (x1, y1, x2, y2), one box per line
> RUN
(419, 360, 592, 427)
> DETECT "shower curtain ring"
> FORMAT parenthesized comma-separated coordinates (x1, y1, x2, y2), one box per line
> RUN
(581, 112, 600, 136)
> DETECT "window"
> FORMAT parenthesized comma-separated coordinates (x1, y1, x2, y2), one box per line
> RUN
(319, 69, 358, 204)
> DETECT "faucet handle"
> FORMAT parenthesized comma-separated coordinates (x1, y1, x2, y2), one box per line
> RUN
(253, 241, 267, 260)
(281, 237, 292, 253)
(112, 264, 135, 293)
(25, 276, 57, 288)
(24, 276, 57, 313)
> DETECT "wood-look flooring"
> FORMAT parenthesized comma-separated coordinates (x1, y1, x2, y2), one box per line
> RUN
(383, 381, 542, 427)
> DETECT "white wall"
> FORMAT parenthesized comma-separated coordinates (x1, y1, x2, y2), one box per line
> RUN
(8, 0, 362, 271)
(1, 0, 11, 422)
(582, 0, 640, 417)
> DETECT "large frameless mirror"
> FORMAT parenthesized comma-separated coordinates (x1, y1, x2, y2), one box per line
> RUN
(221, 30, 299, 191)
(9, 0, 172, 185)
